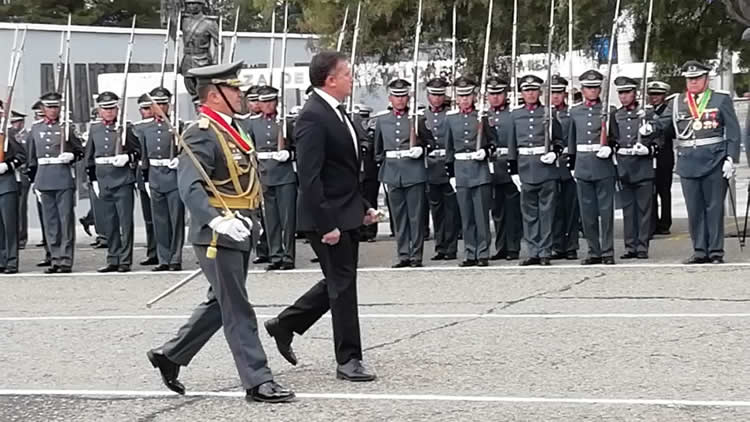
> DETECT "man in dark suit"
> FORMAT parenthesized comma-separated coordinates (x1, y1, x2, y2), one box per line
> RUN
(264, 51, 379, 382)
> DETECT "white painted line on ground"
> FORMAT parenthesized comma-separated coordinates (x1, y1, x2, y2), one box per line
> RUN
(0, 389, 748, 407)
(2, 313, 750, 322)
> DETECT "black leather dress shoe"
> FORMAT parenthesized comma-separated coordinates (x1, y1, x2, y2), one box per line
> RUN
(581, 257, 602, 265)
(683, 256, 709, 265)
(4, 268, 17, 274)
(710, 256, 724, 264)
(520, 257, 541, 266)
(636, 252, 648, 259)
(36, 260, 51, 267)
(147, 350, 185, 395)
(409, 261, 423, 268)
(620, 251, 638, 260)
(336, 359, 376, 382)
(279, 263, 295, 271)
(253, 256, 270, 264)
(505, 252, 519, 261)
(566, 251, 578, 260)
(264, 317, 297, 365)
(540, 257, 551, 266)
(490, 251, 507, 261)
(602, 256, 616, 265)
(431, 253, 447, 261)
(443, 254, 457, 260)
(654, 228, 671, 235)
(459, 259, 477, 267)
(97, 265, 118, 273)
(477, 258, 489, 267)
(391, 260, 410, 268)
(169, 264, 182, 271)
(310, 257, 320, 263)
(59, 266, 72, 273)
(79, 218, 92, 237)
(117, 265, 131, 273)
(93, 242, 107, 249)
(550, 252, 567, 260)
(152, 264, 170, 272)
(366, 238, 376, 243)
(140, 257, 158, 266)
(265, 262, 282, 271)
(44, 266, 59, 274)
(246, 380, 295, 403)
(35, 241, 46, 247)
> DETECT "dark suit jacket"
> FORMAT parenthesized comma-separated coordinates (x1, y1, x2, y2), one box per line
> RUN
(295, 91, 370, 234)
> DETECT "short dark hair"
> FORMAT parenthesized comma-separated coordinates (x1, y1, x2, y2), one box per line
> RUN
(309, 51, 348, 88)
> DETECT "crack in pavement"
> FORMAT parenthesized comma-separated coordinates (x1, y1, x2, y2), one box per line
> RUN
(538, 295, 750, 303)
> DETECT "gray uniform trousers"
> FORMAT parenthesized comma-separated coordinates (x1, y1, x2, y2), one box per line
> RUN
(0, 192, 19, 270)
(91, 193, 109, 245)
(139, 188, 157, 260)
(161, 245, 274, 389)
(681, 166, 726, 258)
(457, 184, 492, 261)
(388, 183, 426, 262)
(427, 182, 459, 256)
(521, 180, 557, 258)
(150, 189, 185, 266)
(263, 182, 297, 265)
(552, 179, 580, 254)
(576, 177, 615, 258)
(621, 180, 653, 254)
(492, 182, 522, 254)
(99, 184, 134, 266)
(40, 189, 76, 267)
(18, 176, 30, 248)
(254, 210, 270, 260)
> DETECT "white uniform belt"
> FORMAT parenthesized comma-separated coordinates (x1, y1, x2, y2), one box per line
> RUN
(577, 144, 602, 152)
(385, 150, 411, 159)
(149, 158, 172, 167)
(38, 157, 68, 165)
(454, 152, 473, 160)
(676, 137, 723, 148)
(494, 147, 509, 157)
(518, 146, 546, 155)
(94, 157, 117, 165)
(256, 152, 275, 160)
(616, 147, 639, 156)
(429, 149, 446, 157)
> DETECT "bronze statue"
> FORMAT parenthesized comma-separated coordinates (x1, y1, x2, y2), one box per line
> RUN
(169, 0, 219, 97)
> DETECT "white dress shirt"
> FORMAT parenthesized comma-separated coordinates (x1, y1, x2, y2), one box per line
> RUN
(314, 88, 358, 157)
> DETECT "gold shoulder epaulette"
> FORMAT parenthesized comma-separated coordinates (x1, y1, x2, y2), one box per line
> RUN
(198, 116, 210, 129)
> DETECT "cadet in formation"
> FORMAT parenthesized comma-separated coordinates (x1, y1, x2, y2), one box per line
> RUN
(423, 78, 459, 261)
(651, 61, 740, 264)
(486, 76, 521, 262)
(134, 94, 158, 267)
(85, 92, 141, 273)
(646, 80, 674, 236)
(0, 109, 26, 273)
(568, 70, 616, 265)
(9, 110, 30, 250)
(446, 76, 496, 267)
(374, 78, 428, 268)
(136, 87, 185, 271)
(27, 92, 84, 273)
(246, 85, 297, 271)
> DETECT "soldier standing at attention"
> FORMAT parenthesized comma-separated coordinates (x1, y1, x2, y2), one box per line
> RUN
(423, 78, 458, 261)
(446, 76, 496, 267)
(134, 94, 158, 267)
(0, 110, 26, 273)
(8, 111, 30, 250)
(646, 81, 674, 236)
(27, 92, 84, 273)
(86, 92, 141, 273)
(486, 76, 521, 262)
(374, 78, 428, 268)
(247, 86, 297, 271)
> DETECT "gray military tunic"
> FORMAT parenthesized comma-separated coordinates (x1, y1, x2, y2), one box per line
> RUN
(136, 117, 185, 266)
(488, 105, 522, 256)
(568, 100, 617, 258)
(27, 119, 84, 268)
(507, 103, 562, 258)
(445, 108, 496, 261)
(14, 127, 31, 248)
(158, 111, 273, 390)
(374, 109, 428, 263)
(552, 105, 580, 255)
(424, 106, 458, 257)
(247, 113, 297, 266)
(133, 122, 156, 262)
(85, 120, 140, 267)
(656, 90, 740, 259)
(613, 105, 659, 254)
(0, 131, 25, 271)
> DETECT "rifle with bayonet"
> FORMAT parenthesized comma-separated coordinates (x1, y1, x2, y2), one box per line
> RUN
(409, 0, 423, 149)
(267, 5, 276, 87)
(450, 1, 457, 110)
(510, 0, 519, 108)
(567, 0, 574, 107)
(544, 0, 556, 154)
(347, 1, 363, 115)
(336, 5, 350, 52)
(277, 1, 289, 151)
(59, 15, 72, 154)
(228, 7, 241, 62)
(115, 16, 137, 156)
(600, 0, 621, 148)
(476, 0, 493, 153)
(159, 18, 171, 88)
(170, 10, 183, 160)
(636, 0, 654, 147)
(0, 26, 26, 160)
(217, 15, 223, 65)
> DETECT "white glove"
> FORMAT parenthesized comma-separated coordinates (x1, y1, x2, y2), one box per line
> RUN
(570, 170, 575, 178)
(34, 188, 42, 199)
(112, 154, 130, 168)
(472, 149, 487, 161)
(274, 149, 291, 162)
(596, 146, 612, 159)
(91, 181, 100, 197)
(634, 143, 650, 156)
(723, 157, 735, 179)
(638, 123, 653, 136)
(58, 152, 75, 163)
(511, 174, 522, 190)
(208, 216, 251, 242)
(167, 157, 179, 169)
(144, 182, 151, 197)
(234, 211, 254, 231)
(540, 151, 557, 165)
(408, 146, 423, 159)
(0, 163, 8, 175)
(635, 109, 646, 118)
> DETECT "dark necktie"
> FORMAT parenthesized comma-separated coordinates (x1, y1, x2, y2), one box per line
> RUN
(336, 104, 349, 122)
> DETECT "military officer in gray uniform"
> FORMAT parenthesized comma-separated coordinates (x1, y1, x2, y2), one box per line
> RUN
(147, 61, 294, 403)
(647, 81, 674, 236)
(85, 91, 141, 273)
(507, 75, 563, 266)
(134, 94, 158, 266)
(28, 101, 53, 264)
(650, 61, 740, 264)
(246, 86, 297, 271)
(549, 75, 580, 260)
(27, 92, 85, 273)
(446, 76, 497, 267)
(374, 78, 428, 267)
(612, 76, 659, 259)
(568, 70, 617, 265)
(8, 111, 29, 250)
(486, 76, 521, 261)
(0, 114, 26, 273)
(423, 78, 458, 261)
(137, 87, 185, 271)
